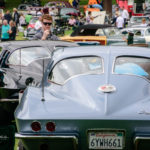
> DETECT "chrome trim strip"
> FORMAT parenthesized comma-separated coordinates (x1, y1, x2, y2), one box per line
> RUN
(0, 99, 18, 102)
(134, 136, 150, 150)
(15, 133, 78, 150)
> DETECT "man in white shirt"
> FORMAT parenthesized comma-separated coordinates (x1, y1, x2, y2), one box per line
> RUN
(122, 7, 129, 27)
(116, 13, 124, 29)
(34, 16, 42, 31)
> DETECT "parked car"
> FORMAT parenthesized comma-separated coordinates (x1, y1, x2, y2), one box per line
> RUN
(0, 40, 78, 99)
(121, 26, 150, 44)
(44, 1, 73, 9)
(21, 0, 41, 6)
(60, 24, 146, 46)
(24, 16, 38, 38)
(144, 6, 150, 16)
(15, 45, 150, 150)
(0, 40, 78, 150)
(18, 4, 32, 15)
(128, 16, 150, 27)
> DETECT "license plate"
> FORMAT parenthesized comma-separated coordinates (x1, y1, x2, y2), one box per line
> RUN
(88, 130, 124, 149)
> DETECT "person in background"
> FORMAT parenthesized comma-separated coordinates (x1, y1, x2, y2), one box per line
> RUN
(25, 12, 32, 24)
(4, 10, 12, 24)
(73, 0, 79, 9)
(122, 6, 129, 27)
(34, 16, 42, 32)
(116, 13, 124, 29)
(12, 8, 20, 27)
(76, 13, 85, 26)
(33, 14, 59, 40)
(9, 20, 17, 40)
(37, 8, 43, 16)
(86, 11, 94, 24)
(19, 13, 26, 26)
(68, 15, 76, 28)
(112, 7, 119, 25)
(1, 20, 10, 41)
(140, 18, 148, 27)
(0, 13, 3, 40)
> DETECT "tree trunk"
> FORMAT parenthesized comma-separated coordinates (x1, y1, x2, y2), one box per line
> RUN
(103, 0, 112, 17)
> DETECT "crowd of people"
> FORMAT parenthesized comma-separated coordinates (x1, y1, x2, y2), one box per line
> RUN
(0, 2, 149, 43)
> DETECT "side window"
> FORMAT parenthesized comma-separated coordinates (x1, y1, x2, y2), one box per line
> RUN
(7, 47, 50, 66)
(0, 50, 10, 68)
(114, 56, 150, 79)
(49, 57, 103, 85)
(134, 30, 142, 36)
(145, 29, 150, 36)
(8, 50, 20, 65)
(95, 29, 104, 36)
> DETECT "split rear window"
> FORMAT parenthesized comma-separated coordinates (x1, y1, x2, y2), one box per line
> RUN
(114, 56, 150, 79)
(49, 56, 103, 84)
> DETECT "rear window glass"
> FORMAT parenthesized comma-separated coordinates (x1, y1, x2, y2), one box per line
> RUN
(49, 56, 103, 84)
(114, 56, 150, 79)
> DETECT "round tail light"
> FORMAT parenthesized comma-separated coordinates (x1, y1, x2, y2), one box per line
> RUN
(31, 121, 41, 132)
(46, 122, 55, 132)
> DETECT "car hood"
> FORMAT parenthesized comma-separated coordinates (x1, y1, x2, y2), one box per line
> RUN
(16, 74, 150, 120)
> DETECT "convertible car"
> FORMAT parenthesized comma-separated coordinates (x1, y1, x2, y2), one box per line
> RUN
(15, 45, 150, 150)
(60, 24, 146, 46)
(0, 40, 78, 122)
(0, 40, 78, 99)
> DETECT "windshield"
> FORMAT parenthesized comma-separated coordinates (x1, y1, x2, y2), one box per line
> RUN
(131, 17, 149, 23)
(104, 28, 121, 37)
(30, 17, 38, 24)
(60, 8, 77, 15)
(114, 56, 150, 79)
(8, 47, 50, 66)
(49, 56, 103, 84)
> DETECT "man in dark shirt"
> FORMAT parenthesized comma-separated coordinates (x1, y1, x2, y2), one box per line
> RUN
(33, 14, 59, 40)
(4, 10, 12, 24)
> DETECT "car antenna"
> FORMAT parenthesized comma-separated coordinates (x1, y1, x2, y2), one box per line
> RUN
(41, 58, 45, 101)
(19, 49, 22, 79)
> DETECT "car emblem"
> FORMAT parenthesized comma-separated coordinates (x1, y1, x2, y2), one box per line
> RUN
(98, 84, 116, 93)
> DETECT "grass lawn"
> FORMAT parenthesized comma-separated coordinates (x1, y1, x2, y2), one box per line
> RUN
(14, 139, 19, 150)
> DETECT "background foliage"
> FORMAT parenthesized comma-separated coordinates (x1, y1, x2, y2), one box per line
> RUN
(4, 0, 116, 11)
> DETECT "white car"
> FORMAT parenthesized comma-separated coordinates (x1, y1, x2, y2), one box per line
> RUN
(121, 26, 150, 43)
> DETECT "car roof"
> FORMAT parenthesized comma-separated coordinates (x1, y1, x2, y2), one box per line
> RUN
(122, 26, 150, 30)
(131, 16, 149, 18)
(52, 46, 150, 61)
(0, 40, 78, 52)
(75, 24, 113, 29)
(71, 24, 114, 36)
